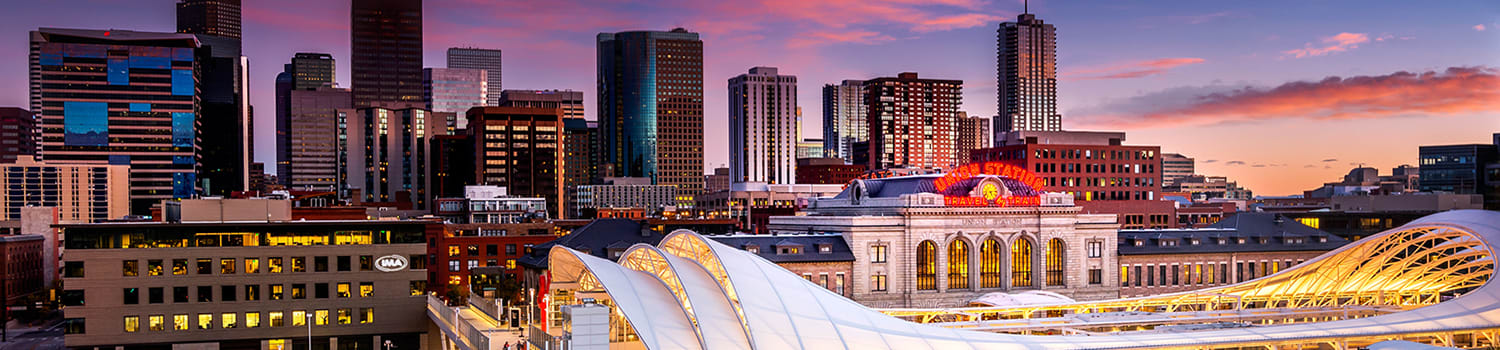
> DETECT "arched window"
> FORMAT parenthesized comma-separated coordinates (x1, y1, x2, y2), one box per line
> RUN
(947, 240, 970, 289)
(916, 240, 937, 290)
(1046, 238, 1065, 286)
(1012, 238, 1033, 287)
(980, 238, 1003, 288)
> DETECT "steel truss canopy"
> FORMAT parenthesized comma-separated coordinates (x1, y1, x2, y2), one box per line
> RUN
(545, 210, 1500, 349)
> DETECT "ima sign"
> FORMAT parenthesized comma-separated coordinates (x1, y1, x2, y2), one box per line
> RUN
(375, 255, 409, 272)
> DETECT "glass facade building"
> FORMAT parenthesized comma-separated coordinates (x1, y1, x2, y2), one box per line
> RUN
(822, 80, 866, 164)
(351, 0, 423, 108)
(1419, 144, 1498, 195)
(446, 48, 503, 106)
(30, 28, 201, 214)
(423, 68, 487, 114)
(597, 29, 705, 207)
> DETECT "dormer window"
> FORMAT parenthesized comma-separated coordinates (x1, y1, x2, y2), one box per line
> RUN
(1190, 239, 1200, 245)
(1133, 240, 1144, 246)
(1217, 238, 1227, 245)
(1236, 238, 1246, 244)
(744, 245, 760, 254)
(1318, 237, 1328, 243)
(817, 244, 832, 254)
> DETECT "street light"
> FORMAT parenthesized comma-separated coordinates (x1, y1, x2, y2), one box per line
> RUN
(383, 340, 394, 350)
(306, 313, 313, 350)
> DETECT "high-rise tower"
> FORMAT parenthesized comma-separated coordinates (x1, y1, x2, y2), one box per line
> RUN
(822, 80, 865, 164)
(729, 67, 798, 184)
(179, 0, 250, 195)
(996, 10, 1061, 134)
(597, 28, 705, 206)
(351, 0, 423, 108)
(447, 48, 503, 106)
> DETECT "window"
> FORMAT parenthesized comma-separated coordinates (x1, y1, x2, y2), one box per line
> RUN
(1121, 266, 1129, 287)
(220, 258, 236, 274)
(63, 318, 85, 335)
(410, 255, 427, 270)
(360, 308, 374, 324)
(360, 256, 373, 271)
(337, 308, 352, 324)
(337, 256, 351, 271)
(410, 281, 427, 295)
(448, 245, 460, 257)
(1045, 238, 1066, 286)
(337, 283, 351, 298)
(246, 285, 260, 301)
(316, 283, 329, 298)
(174, 314, 189, 330)
(197, 259, 212, 275)
(1089, 268, 1103, 285)
(148, 260, 163, 276)
(269, 258, 283, 273)
(197, 314, 212, 329)
(506, 244, 517, 255)
(222, 313, 237, 329)
(124, 288, 139, 305)
(292, 257, 306, 272)
(980, 239, 1003, 288)
(292, 284, 306, 299)
(271, 284, 284, 300)
(245, 258, 259, 273)
(948, 240, 970, 289)
(1012, 239, 1034, 287)
(291, 311, 306, 326)
(819, 274, 830, 289)
(360, 282, 374, 297)
(835, 273, 846, 295)
(198, 286, 213, 302)
(467, 245, 479, 256)
(222, 285, 237, 301)
(315, 310, 329, 325)
(1086, 241, 1103, 258)
(871, 274, 888, 291)
(64, 261, 84, 278)
(124, 316, 140, 333)
(486, 245, 498, 256)
(270, 312, 285, 327)
(468, 260, 479, 269)
(246, 312, 260, 328)
(123, 260, 139, 277)
(486, 259, 497, 267)
(915, 240, 937, 290)
(314, 256, 329, 272)
(174, 286, 189, 303)
(449, 261, 460, 272)
(149, 288, 164, 304)
(173, 259, 187, 275)
(870, 245, 887, 263)
(1134, 266, 1143, 287)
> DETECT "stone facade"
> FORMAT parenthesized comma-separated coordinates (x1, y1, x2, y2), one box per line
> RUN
(769, 198, 1118, 308)
(779, 261, 854, 299)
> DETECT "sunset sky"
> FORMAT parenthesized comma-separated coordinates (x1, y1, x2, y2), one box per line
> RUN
(1, 0, 1496, 195)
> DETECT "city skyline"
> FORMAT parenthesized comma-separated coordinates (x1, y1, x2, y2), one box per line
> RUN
(0, 0, 1496, 195)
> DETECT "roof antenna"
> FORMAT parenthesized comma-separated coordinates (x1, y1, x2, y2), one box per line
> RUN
(1024, 0, 1028, 14)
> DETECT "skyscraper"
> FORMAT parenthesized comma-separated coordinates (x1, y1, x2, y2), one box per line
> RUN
(30, 28, 201, 213)
(954, 112, 991, 166)
(822, 80, 866, 164)
(351, 0, 423, 108)
(423, 68, 488, 114)
(996, 12, 1062, 133)
(342, 107, 444, 209)
(562, 119, 599, 219)
(179, 0, 250, 196)
(275, 53, 342, 190)
(447, 48, 503, 106)
(465, 107, 566, 217)
(286, 52, 335, 90)
(597, 28, 705, 206)
(863, 73, 962, 170)
(0, 108, 38, 163)
(729, 67, 798, 184)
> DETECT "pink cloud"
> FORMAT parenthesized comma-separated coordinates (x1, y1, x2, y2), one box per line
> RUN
(1282, 32, 1369, 58)
(1063, 57, 1206, 80)
(789, 30, 897, 47)
(913, 13, 1005, 32)
(1476, 24, 1488, 32)
(1074, 66, 1500, 129)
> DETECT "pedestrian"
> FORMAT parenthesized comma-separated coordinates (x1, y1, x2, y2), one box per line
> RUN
(503, 341, 510, 350)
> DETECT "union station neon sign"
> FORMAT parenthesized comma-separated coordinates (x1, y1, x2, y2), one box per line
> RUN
(934, 162, 1045, 207)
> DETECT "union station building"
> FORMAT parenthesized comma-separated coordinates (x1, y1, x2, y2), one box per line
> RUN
(767, 162, 1121, 308)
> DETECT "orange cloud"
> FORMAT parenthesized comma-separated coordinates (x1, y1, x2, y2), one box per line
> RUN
(914, 13, 1006, 32)
(1282, 32, 1369, 58)
(1074, 66, 1500, 129)
(1063, 57, 1205, 80)
(789, 30, 897, 47)
(1477, 24, 1488, 32)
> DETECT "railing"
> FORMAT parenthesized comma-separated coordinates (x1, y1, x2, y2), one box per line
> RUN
(459, 317, 489, 350)
(467, 288, 503, 322)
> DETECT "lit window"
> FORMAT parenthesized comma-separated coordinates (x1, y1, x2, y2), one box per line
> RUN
(124, 316, 140, 333)
(173, 314, 188, 330)
(269, 258, 283, 273)
(360, 282, 374, 297)
(337, 309, 352, 324)
(291, 311, 306, 326)
(245, 258, 259, 273)
(222, 313, 237, 329)
(197, 314, 212, 329)
(246, 312, 260, 328)
(148, 315, 164, 331)
(270, 312, 285, 327)
(220, 258, 236, 274)
(360, 308, 374, 324)
(315, 310, 329, 325)
(337, 283, 351, 298)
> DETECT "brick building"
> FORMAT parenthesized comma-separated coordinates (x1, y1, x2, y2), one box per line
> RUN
(795, 157, 866, 185)
(1117, 213, 1348, 297)
(864, 73, 962, 171)
(974, 130, 1177, 229)
(427, 223, 556, 302)
(0, 108, 37, 163)
(708, 234, 855, 298)
(1, 234, 45, 305)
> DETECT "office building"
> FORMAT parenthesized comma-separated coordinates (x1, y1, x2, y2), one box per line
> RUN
(729, 67, 799, 184)
(466, 107, 565, 217)
(954, 113, 990, 166)
(433, 186, 549, 224)
(423, 68, 487, 115)
(562, 119, 599, 219)
(0, 234, 44, 307)
(697, 182, 843, 234)
(974, 131, 1162, 202)
(58, 213, 431, 349)
(426, 225, 554, 301)
(1164, 175, 1253, 201)
(446, 48, 503, 106)
(282, 53, 335, 90)
(342, 107, 445, 209)
(0, 108, 38, 163)
(429, 134, 475, 200)
(822, 80, 867, 164)
(499, 89, 584, 119)
(1118, 213, 1348, 297)
(351, 0, 423, 108)
(1162, 153, 1194, 185)
(995, 12, 1062, 133)
(30, 28, 201, 213)
(248, 162, 269, 193)
(597, 29, 705, 205)
(704, 167, 730, 193)
(2, 156, 130, 222)
(278, 86, 351, 191)
(768, 170, 1119, 307)
(797, 138, 826, 160)
(795, 157, 866, 185)
(574, 177, 678, 218)
(179, 0, 250, 196)
(1419, 144, 1497, 195)
(864, 73, 963, 170)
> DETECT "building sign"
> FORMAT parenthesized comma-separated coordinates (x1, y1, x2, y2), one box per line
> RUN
(375, 254, 409, 272)
(935, 162, 1045, 207)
